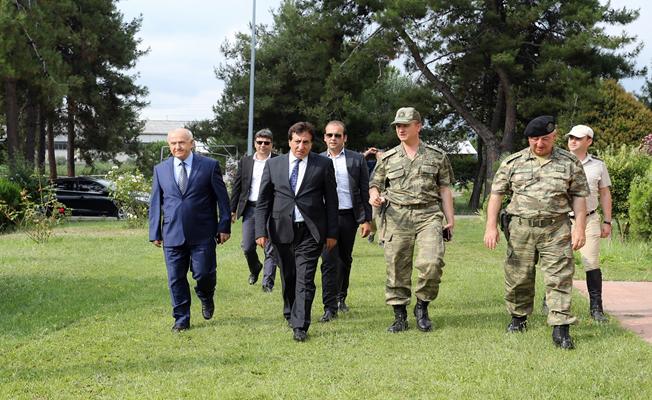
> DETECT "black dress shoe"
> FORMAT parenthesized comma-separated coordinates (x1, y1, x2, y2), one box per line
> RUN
(202, 300, 214, 320)
(293, 328, 307, 342)
(319, 309, 338, 322)
(262, 284, 273, 293)
(506, 316, 527, 333)
(248, 273, 259, 285)
(337, 299, 349, 313)
(552, 325, 575, 350)
(171, 323, 189, 332)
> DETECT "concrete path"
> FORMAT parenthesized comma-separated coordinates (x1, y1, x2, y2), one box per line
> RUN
(574, 280, 652, 344)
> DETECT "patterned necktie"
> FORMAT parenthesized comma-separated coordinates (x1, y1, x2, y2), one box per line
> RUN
(178, 161, 188, 194)
(290, 159, 301, 192)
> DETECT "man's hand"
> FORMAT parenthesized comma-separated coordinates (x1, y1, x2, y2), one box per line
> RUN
(600, 222, 612, 238)
(231, 212, 236, 224)
(152, 240, 162, 248)
(325, 238, 337, 252)
(363, 147, 378, 158)
(571, 228, 585, 250)
(369, 193, 386, 208)
(256, 236, 267, 248)
(217, 233, 230, 244)
(360, 222, 371, 238)
(484, 226, 500, 250)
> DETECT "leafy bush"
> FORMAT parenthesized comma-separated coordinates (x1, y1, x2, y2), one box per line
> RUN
(598, 145, 652, 238)
(0, 178, 22, 232)
(628, 163, 652, 240)
(106, 167, 151, 228)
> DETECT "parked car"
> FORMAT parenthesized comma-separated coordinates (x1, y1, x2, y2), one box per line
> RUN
(53, 176, 123, 217)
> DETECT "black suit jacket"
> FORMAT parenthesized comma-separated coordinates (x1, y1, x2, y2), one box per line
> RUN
(255, 152, 338, 244)
(230, 152, 278, 219)
(321, 149, 372, 224)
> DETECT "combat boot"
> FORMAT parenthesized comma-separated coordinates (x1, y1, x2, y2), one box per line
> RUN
(414, 299, 433, 332)
(387, 305, 408, 333)
(552, 325, 575, 349)
(506, 315, 527, 333)
(586, 269, 608, 322)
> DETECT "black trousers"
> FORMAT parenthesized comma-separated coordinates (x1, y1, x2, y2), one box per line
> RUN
(274, 222, 322, 331)
(320, 210, 358, 312)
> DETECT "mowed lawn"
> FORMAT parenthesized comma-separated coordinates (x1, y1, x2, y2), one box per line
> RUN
(1, 217, 651, 399)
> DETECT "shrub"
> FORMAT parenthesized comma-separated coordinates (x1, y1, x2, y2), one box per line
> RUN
(628, 163, 652, 240)
(598, 145, 652, 239)
(106, 167, 151, 228)
(0, 178, 22, 232)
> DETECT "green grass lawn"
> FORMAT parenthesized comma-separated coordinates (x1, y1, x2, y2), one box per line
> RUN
(1, 217, 651, 399)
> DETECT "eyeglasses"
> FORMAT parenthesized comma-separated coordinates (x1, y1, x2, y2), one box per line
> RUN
(256, 140, 271, 145)
(325, 133, 343, 138)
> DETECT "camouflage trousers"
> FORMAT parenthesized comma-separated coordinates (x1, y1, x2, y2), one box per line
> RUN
(505, 217, 576, 326)
(382, 204, 446, 305)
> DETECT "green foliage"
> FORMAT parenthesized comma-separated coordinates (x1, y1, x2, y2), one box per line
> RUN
(0, 178, 22, 232)
(0, 181, 66, 243)
(105, 167, 150, 228)
(135, 141, 168, 178)
(449, 155, 477, 187)
(598, 145, 652, 238)
(628, 163, 652, 240)
(568, 80, 652, 151)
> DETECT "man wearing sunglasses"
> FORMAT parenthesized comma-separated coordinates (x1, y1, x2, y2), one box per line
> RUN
(230, 129, 278, 292)
(318, 121, 373, 322)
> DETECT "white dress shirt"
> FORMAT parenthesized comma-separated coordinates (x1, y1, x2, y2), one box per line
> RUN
(288, 152, 308, 222)
(327, 148, 353, 210)
(248, 153, 271, 202)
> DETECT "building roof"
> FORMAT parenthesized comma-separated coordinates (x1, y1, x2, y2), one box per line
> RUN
(142, 120, 190, 134)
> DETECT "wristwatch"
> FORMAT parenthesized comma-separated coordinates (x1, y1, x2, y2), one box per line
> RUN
(603, 220, 611, 225)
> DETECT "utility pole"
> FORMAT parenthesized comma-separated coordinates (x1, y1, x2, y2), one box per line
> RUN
(246, 0, 257, 155)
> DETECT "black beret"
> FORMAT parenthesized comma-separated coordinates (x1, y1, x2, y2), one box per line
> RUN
(524, 115, 556, 137)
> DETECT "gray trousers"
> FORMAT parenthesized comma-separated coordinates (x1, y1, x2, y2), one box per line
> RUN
(242, 203, 277, 287)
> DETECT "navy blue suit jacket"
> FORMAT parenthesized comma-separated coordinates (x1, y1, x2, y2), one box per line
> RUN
(149, 153, 231, 246)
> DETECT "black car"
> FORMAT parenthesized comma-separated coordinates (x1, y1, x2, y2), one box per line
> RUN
(53, 176, 122, 217)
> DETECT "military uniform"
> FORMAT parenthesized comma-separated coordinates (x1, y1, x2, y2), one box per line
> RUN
(492, 147, 589, 326)
(370, 141, 454, 305)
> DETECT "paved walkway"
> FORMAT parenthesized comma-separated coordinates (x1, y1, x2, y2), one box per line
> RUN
(574, 281, 652, 344)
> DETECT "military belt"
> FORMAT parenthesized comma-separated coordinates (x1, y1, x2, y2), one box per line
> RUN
(515, 215, 569, 228)
(397, 202, 438, 210)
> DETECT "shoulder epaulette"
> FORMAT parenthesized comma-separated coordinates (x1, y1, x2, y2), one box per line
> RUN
(381, 147, 398, 160)
(590, 154, 603, 162)
(555, 147, 577, 161)
(425, 144, 445, 155)
(502, 151, 524, 165)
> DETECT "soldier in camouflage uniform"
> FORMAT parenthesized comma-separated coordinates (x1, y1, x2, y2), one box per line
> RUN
(484, 115, 589, 350)
(369, 107, 455, 333)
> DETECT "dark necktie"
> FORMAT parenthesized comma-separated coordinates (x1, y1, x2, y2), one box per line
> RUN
(178, 161, 188, 194)
(290, 159, 301, 192)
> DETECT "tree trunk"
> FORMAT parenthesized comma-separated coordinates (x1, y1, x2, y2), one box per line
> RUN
(47, 116, 57, 180)
(66, 99, 76, 177)
(4, 78, 20, 172)
(24, 93, 38, 166)
(469, 139, 486, 210)
(37, 105, 46, 175)
(495, 67, 516, 153)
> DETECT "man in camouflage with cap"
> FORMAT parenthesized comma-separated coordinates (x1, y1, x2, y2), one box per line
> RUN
(484, 115, 589, 350)
(369, 107, 455, 333)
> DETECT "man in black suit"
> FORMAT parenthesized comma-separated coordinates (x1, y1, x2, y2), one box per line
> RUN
(255, 122, 339, 342)
(149, 128, 231, 332)
(318, 121, 372, 322)
(230, 128, 278, 292)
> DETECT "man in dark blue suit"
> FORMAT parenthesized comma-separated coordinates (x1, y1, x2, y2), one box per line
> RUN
(149, 128, 231, 332)
(255, 122, 339, 342)
(318, 121, 372, 322)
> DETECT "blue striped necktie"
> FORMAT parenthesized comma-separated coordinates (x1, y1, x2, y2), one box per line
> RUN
(178, 161, 188, 193)
(290, 159, 300, 192)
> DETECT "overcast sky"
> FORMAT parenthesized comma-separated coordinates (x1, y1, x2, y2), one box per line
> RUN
(118, 0, 652, 122)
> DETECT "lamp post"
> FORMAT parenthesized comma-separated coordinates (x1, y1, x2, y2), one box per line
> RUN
(246, 0, 257, 155)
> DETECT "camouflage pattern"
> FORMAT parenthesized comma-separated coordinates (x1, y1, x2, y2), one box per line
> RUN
(370, 142, 453, 304)
(493, 146, 589, 326)
(506, 217, 576, 325)
(492, 147, 589, 218)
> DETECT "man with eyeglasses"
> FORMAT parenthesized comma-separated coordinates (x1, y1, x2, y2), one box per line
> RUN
(369, 107, 455, 334)
(318, 121, 372, 322)
(564, 125, 612, 322)
(230, 129, 278, 292)
(484, 115, 589, 350)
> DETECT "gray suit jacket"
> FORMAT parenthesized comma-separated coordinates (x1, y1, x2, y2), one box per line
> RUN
(321, 149, 372, 224)
(230, 152, 278, 219)
(255, 152, 339, 244)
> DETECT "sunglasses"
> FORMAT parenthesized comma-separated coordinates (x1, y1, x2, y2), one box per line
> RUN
(325, 133, 343, 138)
(256, 140, 271, 145)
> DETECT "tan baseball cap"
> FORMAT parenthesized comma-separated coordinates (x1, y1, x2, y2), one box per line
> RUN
(566, 125, 594, 138)
(390, 107, 421, 126)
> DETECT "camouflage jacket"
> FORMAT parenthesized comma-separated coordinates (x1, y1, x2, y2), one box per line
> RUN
(370, 141, 454, 206)
(491, 147, 589, 218)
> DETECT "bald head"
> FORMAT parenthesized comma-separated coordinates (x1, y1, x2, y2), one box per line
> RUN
(167, 128, 194, 160)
